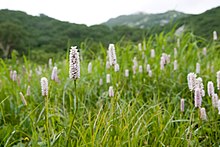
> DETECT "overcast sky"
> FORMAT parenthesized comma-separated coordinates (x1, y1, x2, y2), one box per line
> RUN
(0, 0, 220, 26)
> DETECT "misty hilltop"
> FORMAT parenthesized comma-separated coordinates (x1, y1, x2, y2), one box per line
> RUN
(103, 6, 220, 39)
(103, 10, 188, 28)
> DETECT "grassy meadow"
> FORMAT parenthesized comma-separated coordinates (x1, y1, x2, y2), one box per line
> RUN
(0, 31, 220, 146)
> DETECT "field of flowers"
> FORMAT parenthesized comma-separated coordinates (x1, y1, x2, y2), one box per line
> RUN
(0, 31, 220, 146)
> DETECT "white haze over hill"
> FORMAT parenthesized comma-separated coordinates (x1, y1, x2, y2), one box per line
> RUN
(0, 0, 220, 26)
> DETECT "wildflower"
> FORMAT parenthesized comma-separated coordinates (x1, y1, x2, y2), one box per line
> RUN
(99, 78, 103, 86)
(213, 31, 218, 41)
(132, 65, 137, 75)
(125, 69, 129, 77)
(200, 107, 207, 121)
(195, 77, 205, 97)
(212, 93, 218, 108)
(160, 56, 165, 70)
(88, 62, 92, 73)
(174, 48, 177, 58)
(132, 57, 138, 74)
(194, 88, 202, 108)
(19, 92, 27, 106)
(196, 63, 200, 74)
(114, 63, 119, 72)
(48, 58, 53, 69)
(69, 46, 80, 80)
(108, 86, 114, 97)
(12, 70, 17, 81)
(106, 61, 110, 69)
(108, 44, 117, 66)
(218, 100, 220, 114)
(36, 66, 42, 75)
(180, 98, 184, 112)
(41, 77, 48, 96)
(106, 74, 110, 83)
(162, 53, 170, 64)
(133, 57, 138, 67)
(217, 71, 220, 90)
(148, 70, 152, 77)
(51, 66, 59, 82)
(207, 81, 214, 97)
(203, 47, 207, 56)
(138, 43, 142, 51)
(139, 65, 143, 73)
(26, 85, 31, 96)
(150, 49, 155, 58)
(187, 72, 197, 91)
(146, 64, 150, 72)
(174, 60, 178, 71)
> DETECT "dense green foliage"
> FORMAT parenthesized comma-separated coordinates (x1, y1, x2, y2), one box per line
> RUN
(0, 30, 220, 146)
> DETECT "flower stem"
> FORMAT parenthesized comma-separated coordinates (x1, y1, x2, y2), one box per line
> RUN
(66, 80, 77, 146)
(45, 95, 50, 147)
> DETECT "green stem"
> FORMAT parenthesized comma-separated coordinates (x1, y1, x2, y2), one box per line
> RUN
(45, 95, 50, 147)
(74, 80, 78, 112)
(66, 80, 77, 146)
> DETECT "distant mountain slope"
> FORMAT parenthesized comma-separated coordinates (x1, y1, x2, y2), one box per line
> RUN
(175, 6, 220, 39)
(103, 11, 188, 28)
(104, 6, 220, 39)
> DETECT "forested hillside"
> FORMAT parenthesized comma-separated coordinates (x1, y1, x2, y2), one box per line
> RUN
(0, 9, 147, 59)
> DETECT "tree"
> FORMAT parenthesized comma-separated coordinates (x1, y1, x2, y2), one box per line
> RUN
(0, 22, 26, 58)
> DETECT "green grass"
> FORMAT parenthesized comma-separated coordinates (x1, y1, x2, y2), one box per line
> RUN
(0, 31, 220, 146)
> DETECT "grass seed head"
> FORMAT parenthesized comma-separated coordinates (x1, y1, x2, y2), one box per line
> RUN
(19, 92, 27, 106)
